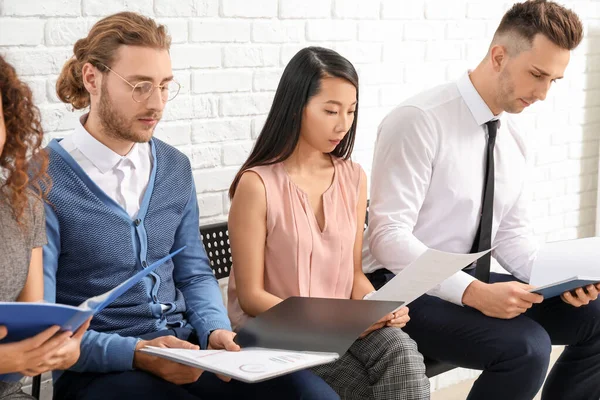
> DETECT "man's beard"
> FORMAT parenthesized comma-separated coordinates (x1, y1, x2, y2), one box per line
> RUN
(497, 68, 521, 114)
(98, 83, 161, 143)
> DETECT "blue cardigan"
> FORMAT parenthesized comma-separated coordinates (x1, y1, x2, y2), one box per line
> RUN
(43, 138, 231, 377)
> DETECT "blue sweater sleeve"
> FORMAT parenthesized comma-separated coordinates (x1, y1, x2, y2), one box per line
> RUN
(173, 183, 232, 348)
(43, 204, 139, 373)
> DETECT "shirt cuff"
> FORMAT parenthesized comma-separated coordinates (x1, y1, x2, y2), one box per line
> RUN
(428, 271, 477, 306)
(103, 335, 140, 371)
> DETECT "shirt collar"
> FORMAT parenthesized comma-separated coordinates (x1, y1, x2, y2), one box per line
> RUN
(456, 71, 502, 126)
(72, 114, 143, 174)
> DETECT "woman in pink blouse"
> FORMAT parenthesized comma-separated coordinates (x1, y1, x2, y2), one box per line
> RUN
(227, 47, 430, 400)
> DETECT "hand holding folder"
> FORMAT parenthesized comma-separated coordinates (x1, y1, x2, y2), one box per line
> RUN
(0, 247, 185, 344)
(529, 238, 600, 301)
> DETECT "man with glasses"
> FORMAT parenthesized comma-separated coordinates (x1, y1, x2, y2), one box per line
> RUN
(43, 12, 339, 400)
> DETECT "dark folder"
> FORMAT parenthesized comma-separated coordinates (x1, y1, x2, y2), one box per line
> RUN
(234, 297, 404, 356)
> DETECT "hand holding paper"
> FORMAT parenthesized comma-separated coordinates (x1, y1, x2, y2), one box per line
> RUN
(208, 329, 241, 382)
(134, 335, 204, 385)
(368, 248, 493, 306)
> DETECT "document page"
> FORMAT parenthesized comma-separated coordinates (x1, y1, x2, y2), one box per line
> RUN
(140, 347, 339, 383)
(369, 248, 492, 305)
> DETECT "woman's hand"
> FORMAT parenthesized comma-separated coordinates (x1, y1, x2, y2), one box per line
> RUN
(0, 325, 71, 375)
(386, 306, 410, 329)
(21, 317, 92, 375)
(0, 318, 92, 376)
(359, 313, 393, 339)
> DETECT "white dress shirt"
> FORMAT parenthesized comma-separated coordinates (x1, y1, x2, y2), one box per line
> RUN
(60, 114, 153, 219)
(362, 72, 539, 306)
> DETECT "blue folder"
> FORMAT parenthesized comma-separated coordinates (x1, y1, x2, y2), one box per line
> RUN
(530, 276, 600, 299)
(0, 247, 184, 344)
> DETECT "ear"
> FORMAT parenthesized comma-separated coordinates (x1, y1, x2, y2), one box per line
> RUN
(489, 44, 507, 72)
(81, 62, 102, 96)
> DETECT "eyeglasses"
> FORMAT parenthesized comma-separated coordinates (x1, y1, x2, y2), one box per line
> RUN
(98, 63, 181, 103)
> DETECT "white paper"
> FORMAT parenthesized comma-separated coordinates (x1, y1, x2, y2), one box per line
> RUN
(530, 237, 600, 287)
(368, 248, 492, 305)
(140, 347, 339, 383)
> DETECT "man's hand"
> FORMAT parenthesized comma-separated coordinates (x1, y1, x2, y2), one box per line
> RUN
(208, 329, 240, 382)
(207, 329, 240, 352)
(561, 283, 600, 307)
(134, 336, 203, 385)
(462, 280, 543, 319)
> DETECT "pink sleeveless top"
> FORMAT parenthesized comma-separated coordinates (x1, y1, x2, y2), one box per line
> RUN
(228, 157, 363, 330)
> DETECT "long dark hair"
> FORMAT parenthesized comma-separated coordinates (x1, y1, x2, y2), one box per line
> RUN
(229, 46, 359, 199)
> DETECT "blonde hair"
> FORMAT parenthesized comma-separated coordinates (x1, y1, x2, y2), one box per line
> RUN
(56, 12, 171, 110)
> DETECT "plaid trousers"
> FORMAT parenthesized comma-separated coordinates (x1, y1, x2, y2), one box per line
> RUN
(312, 327, 430, 400)
(0, 382, 33, 400)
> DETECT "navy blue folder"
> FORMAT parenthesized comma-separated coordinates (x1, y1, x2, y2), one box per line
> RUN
(530, 276, 600, 299)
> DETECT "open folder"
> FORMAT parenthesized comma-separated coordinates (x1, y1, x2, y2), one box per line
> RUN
(142, 297, 403, 383)
(140, 346, 339, 383)
(0, 247, 185, 343)
(529, 237, 600, 299)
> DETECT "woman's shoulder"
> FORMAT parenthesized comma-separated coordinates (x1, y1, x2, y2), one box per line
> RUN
(243, 163, 288, 189)
(26, 191, 45, 229)
(333, 157, 364, 185)
(0, 187, 45, 243)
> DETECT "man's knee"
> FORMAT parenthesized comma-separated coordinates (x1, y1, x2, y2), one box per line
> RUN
(502, 325, 552, 372)
(576, 300, 600, 345)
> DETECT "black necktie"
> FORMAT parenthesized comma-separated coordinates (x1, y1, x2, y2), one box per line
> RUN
(469, 119, 499, 283)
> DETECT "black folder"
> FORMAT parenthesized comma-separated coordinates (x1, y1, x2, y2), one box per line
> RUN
(234, 297, 404, 356)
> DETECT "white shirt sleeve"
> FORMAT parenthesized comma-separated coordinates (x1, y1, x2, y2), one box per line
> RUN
(367, 106, 476, 306)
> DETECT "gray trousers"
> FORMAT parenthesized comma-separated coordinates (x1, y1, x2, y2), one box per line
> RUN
(312, 327, 430, 400)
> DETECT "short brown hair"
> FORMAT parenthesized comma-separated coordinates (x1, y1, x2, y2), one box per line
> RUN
(56, 12, 171, 110)
(493, 0, 583, 52)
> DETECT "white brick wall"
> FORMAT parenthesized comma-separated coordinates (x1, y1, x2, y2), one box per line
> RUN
(2, 0, 600, 393)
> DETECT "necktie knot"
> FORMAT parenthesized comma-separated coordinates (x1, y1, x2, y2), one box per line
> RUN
(486, 119, 499, 140)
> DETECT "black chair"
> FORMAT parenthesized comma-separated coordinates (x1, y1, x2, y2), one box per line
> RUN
(199, 221, 456, 378)
(32, 375, 41, 399)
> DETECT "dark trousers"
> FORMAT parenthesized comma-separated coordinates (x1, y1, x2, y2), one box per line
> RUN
(368, 270, 600, 400)
(54, 328, 339, 400)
